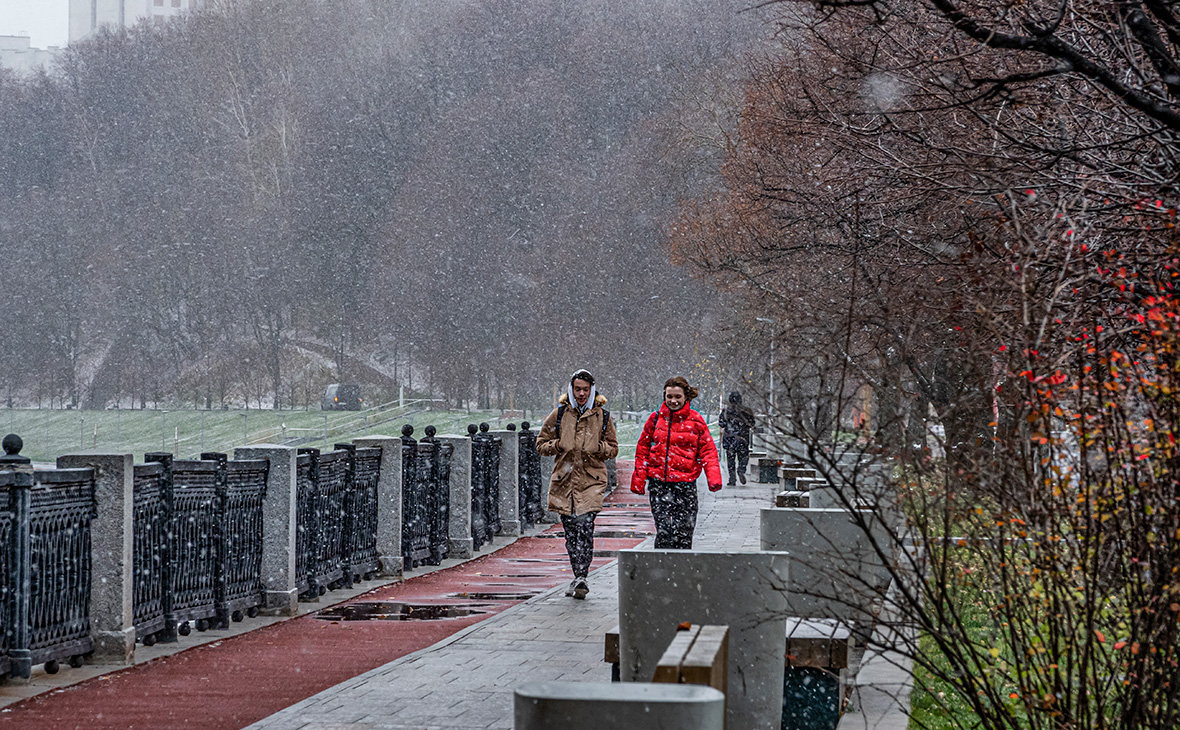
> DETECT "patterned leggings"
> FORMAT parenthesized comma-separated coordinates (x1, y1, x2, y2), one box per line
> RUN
(560, 511, 598, 578)
(648, 480, 699, 549)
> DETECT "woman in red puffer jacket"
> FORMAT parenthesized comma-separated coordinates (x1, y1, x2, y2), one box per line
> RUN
(630, 376, 722, 548)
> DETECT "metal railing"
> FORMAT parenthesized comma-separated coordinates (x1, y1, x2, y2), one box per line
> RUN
(0, 435, 96, 678)
(399, 425, 454, 570)
(518, 423, 545, 529)
(420, 426, 452, 565)
(133, 452, 269, 643)
(468, 423, 500, 550)
(343, 445, 381, 581)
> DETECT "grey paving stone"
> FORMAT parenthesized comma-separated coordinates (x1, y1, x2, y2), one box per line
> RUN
(247, 482, 906, 730)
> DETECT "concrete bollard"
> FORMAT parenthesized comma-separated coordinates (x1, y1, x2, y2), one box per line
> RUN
(234, 445, 299, 615)
(58, 453, 135, 665)
(437, 435, 473, 559)
(492, 429, 521, 536)
(760, 507, 890, 620)
(515, 681, 724, 730)
(618, 549, 791, 730)
(353, 436, 404, 578)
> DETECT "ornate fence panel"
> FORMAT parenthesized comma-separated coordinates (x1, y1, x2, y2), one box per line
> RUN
(310, 449, 349, 593)
(344, 445, 381, 581)
(27, 467, 97, 670)
(132, 461, 170, 644)
(0, 470, 13, 677)
(406, 442, 435, 569)
(219, 455, 268, 621)
(419, 426, 451, 565)
(485, 428, 502, 536)
(468, 425, 491, 550)
(295, 451, 315, 597)
(167, 458, 220, 631)
(518, 424, 545, 529)
(399, 427, 421, 571)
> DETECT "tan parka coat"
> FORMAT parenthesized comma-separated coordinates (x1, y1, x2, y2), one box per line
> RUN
(535, 393, 619, 515)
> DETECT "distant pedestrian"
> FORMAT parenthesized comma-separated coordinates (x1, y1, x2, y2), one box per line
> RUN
(535, 369, 618, 599)
(719, 391, 755, 485)
(630, 376, 722, 549)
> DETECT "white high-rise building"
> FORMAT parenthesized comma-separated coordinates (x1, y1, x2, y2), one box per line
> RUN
(69, 0, 204, 44)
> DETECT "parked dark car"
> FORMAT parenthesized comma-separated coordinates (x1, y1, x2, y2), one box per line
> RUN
(321, 383, 363, 411)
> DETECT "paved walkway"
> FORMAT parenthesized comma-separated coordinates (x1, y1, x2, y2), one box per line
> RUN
(247, 482, 783, 730)
(0, 463, 913, 730)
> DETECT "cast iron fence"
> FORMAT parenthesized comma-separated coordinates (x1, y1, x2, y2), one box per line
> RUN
(342, 444, 381, 581)
(517, 423, 545, 528)
(400, 425, 453, 570)
(133, 452, 268, 643)
(0, 435, 96, 679)
(468, 423, 500, 549)
(424, 427, 454, 564)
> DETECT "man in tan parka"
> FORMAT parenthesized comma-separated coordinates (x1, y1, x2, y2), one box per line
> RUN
(535, 369, 618, 599)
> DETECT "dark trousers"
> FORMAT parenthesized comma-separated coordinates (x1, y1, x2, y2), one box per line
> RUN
(648, 480, 698, 549)
(726, 442, 750, 481)
(561, 511, 597, 578)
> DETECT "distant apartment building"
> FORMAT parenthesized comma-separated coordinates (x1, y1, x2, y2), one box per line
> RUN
(69, 0, 204, 44)
(0, 35, 63, 75)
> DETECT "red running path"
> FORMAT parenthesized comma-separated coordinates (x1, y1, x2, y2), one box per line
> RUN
(0, 461, 652, 730)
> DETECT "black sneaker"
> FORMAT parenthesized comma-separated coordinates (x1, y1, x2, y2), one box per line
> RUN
(727, 478, 736, 486)
(564, 579, 577, 597)
(573, 577, 589, 600)
(738, 472, 747, 485)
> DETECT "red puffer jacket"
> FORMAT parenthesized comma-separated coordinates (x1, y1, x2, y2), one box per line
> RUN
(630, 403, 723, 490)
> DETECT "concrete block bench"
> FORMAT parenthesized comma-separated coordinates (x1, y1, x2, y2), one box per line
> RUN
(782, 619, 848, 730)
(775, 490, 809, 508)
(604, 625, 620, 682)
(786, 618, 850, 672)
(780, 466, 817, 490)
(793, 477, 827, 493)
(515, 681, 724, 729)
(755, 457, 782, 484)
(619, 549, 791, 730)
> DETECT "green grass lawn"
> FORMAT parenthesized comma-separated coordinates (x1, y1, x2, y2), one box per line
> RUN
(0, 406, 681, 464)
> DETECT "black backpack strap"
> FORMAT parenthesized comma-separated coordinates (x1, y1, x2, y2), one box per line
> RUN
(601, 409, 610, 438)
(555, 403, 566, 435)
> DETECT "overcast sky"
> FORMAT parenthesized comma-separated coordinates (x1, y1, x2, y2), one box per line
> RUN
(0, 1, 69, 48)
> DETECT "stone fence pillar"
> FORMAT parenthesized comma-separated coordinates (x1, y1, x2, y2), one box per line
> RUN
(354, 436, 403, 578)
(438, 435, 473, 559)
(57, 452, 135, 665)
(234, 445, 298, 615)
(491, 429, 521, 536)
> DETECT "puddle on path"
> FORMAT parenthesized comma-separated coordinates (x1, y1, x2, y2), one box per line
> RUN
(449, 591, 542, 601)
(315, 602, 490, 621)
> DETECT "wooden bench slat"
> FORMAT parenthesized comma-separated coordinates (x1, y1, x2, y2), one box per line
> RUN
(604, 625, 620, 664)
(654, 626, 700, 683)
(786, 618, 851, 670)
(681, 625, 728, 697)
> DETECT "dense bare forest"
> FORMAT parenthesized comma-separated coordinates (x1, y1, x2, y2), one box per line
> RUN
(0, 0, 766, 411)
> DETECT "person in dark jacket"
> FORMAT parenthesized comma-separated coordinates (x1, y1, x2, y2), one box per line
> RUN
(535, 369, 618, 599)
(629, 376, 722, 549)
(719, 391, 756, 485)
